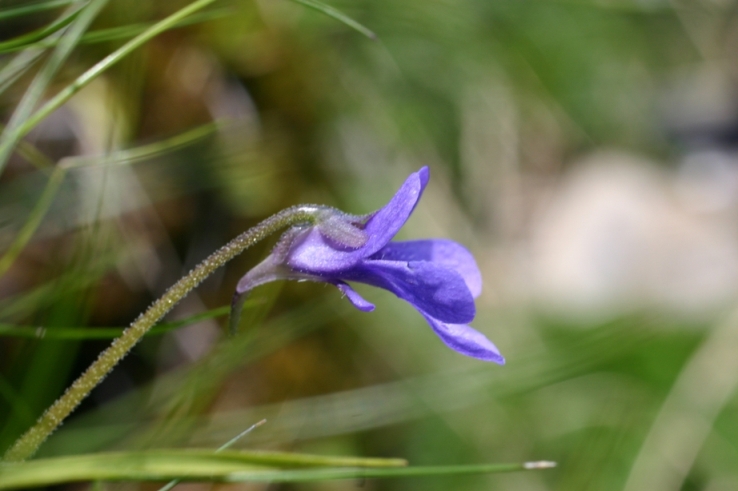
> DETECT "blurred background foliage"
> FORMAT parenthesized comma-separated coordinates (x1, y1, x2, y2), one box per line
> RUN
(3, 0, 738, 489)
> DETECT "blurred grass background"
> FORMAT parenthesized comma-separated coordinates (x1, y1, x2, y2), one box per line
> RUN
(3, 0, 738, 489)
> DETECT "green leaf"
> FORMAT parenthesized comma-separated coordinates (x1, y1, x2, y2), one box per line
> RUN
(0, 449, 553, 489)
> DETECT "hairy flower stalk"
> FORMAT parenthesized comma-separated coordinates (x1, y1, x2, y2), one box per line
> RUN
(3, 205, 351, 463)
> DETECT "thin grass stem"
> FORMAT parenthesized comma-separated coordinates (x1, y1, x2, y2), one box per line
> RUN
(0, 0, 76, 21)
(0, 46, 47, 96)
(0, 3, 84, 53)
(0, 0, 219, 176)
(0, 8, 231, 54)
(0, 122, 218, 298)
(0, 0, 109, 174)
(288, 0, 376, 39)
(0, 167, 65, 278)
(156, 419, 267, 491)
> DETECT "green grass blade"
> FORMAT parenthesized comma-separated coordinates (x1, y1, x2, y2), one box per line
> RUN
(156, 420, 267, 491)
(0, 0, 109, 174)
(0, 449, 408, 489)
(0, 449, 552, 488)
(0, 306, 232, 340)
(79, 8, 230, 45)
(1, 8, 231, 54)
(288, 0, 376, 39)
(61, 121, 221, 170)
(214, 421, 268, 452)
(0, 245, 123, 322)
(0, 0, 219, 175)
(14, 137, 55, 171)
(0, 43, 48, 95)
(0, 122, 217, 281)
(223, 462, 557, 482)
(0, 0, 75, 21)
(0, 121, 56, 170)
(0, 3, 84, 53)
(0, 167, 64, 278)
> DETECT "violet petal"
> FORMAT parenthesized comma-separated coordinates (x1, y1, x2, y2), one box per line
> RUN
(236, 254, 283, 295)
(287, 167, 429, 273)
(344, 259, 476, 324)
(420, 313, 505, 364)
(359, 166, 430, 257)
(284, 227, 352, 272)
(370, 239, 482, 298)
(334, 281, 375, 312)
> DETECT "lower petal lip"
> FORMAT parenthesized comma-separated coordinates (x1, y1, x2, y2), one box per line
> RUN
(344, 260, 477, 324)
(420, 312, 505, 364)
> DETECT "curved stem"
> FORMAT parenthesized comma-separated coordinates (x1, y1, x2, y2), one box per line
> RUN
(3, 205, 327, 462)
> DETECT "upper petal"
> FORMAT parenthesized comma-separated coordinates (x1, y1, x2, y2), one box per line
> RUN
(420, 313, 505, 364)
(344, 259, 476, 324)
(286, 167, 430, 273)
(360, 166, 429, 257)
(370, 239, 482, 298)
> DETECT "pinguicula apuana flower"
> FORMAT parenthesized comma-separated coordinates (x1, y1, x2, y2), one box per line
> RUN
(233, 167, 504, 364)
(6, 167, 506, 464)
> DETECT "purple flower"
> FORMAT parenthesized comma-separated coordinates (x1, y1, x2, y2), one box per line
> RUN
(234, 167, 504, 364)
